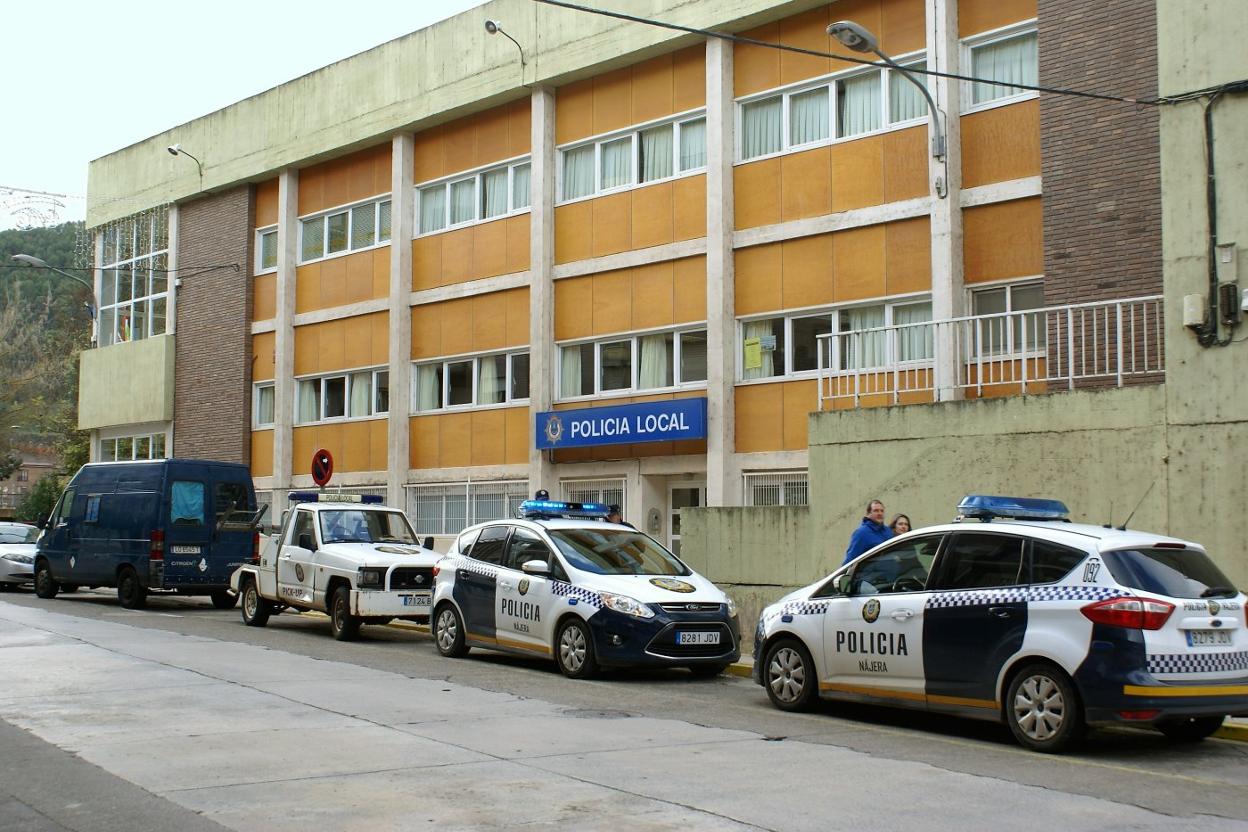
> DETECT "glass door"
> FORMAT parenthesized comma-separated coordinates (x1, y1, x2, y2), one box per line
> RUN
(668, 482, 706, 556)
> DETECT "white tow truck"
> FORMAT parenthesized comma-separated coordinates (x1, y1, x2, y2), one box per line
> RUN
(229, 491, 439, 640)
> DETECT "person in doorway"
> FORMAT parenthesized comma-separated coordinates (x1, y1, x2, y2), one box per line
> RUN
(843, 499, 893, 564)
(889, 514, 912, 535)
(606, 505, 635, 529)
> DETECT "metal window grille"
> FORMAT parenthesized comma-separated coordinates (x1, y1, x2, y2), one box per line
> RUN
(406, 480, 529, 536)
(742, 471, 809, 507)
(559, 478, 626, 513)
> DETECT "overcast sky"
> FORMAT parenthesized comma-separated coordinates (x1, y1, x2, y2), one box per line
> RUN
(0, 0, 487, 231)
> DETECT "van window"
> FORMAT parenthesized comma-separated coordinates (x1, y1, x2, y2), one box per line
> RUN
(215, 482, 253, 527)
(85, 496, 102, 524)
(171, 481, 206, 526)
(55, 488, 76, 525)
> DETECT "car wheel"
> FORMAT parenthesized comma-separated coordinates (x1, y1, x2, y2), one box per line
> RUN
(1156, 716, 1224, 743)
(117, 567, 147, 610)
(33, 560, 59, 599)
(763, 639, 818, 711)
(329, 586, 360, 641)
(688, 662, 731, 678)
(555, 617, 599, 680)
(434, 604, 469, 658)
(240, 579, 271, 627)
(209, 589, 238, 610)
(1005, 663, 1085, 753)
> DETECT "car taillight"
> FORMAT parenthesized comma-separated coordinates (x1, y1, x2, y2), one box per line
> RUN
(1081, 596, 1174, 630)
(251, 532, 260, 564)
(431, 564, 440, 578)
(149, 529, 165, 561)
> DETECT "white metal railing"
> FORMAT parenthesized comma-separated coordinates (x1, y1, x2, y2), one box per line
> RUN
(816, 296, 1164, 408)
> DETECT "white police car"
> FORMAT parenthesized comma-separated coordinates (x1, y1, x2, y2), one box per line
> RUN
(431, 499, 741, 678)
(754, 495, 1248, 752)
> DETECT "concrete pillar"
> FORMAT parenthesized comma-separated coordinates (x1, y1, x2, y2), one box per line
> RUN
(387, 134, 415, 510)
(705, 37, 741, 506)
(928, 0, 965, 400)
(527, 85, 557, 498)
(272, 169, 299, 505)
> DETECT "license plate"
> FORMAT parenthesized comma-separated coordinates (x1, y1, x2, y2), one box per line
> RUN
(677, 630, 720, 646)
(401, 593, 431, 608)
(1186, 629, 1232, 646)
(170, 546, 201, 554)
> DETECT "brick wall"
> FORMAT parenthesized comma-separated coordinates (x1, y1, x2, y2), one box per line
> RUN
(1038, 0, 1161, 306)
(174, 187, 254, 463)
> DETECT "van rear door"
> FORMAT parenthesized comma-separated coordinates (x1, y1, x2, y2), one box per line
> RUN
(208, 476, 257, 583)
(163, 477, 213, 587)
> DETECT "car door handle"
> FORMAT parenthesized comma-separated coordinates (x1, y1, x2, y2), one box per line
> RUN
(890, 609, 914, 621)
(499, 581, 514, 592)
(988, 606, 1013, 618)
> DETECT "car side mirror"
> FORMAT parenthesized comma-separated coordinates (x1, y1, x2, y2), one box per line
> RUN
(521, 560, 551, 576)
(423, 536, 434, 550)
(35, 514, 48, 530)
(298, 532, 316, 552)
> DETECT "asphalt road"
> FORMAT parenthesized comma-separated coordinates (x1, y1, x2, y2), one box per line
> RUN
(1, 587, 1245, 831)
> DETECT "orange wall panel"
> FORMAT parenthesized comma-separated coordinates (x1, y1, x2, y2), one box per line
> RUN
(474, 219, 510, 279)
(673, 175, 707, 240)
(411, 288, 531, 359)
(735, 243, 784, 316)
(255, 179, 279, 228)
(505, 407, 529, 465)
(410, 416, 440, 469)
(884, 217, 932, 294)
(735, 22, 782, 98)
(253, 332, 275, 381)
(290, 422, 383, 475)
(830, 135, 886, 212)
(412, 215, 530, 290)
(735, 384, 784, 453)
(963, 197, 1044, 283)
(470, 410, 506, 466)
(734, 158, 783, 230)
(293, 312, 388, 375)
(506, 288, 530, 345)
(554, 276, 594, 341)
(961, 100, 1041, 188)
(780, 7, 833, 86)
(506, 215, 530, 274)
(440, 297, 475, 357)
(295, 249, 387, 315)
(781, 147, 833, 220)
(412, 236, 442, 291)
(439, 412, 473, 468)
(880, 0, 926, 55)
(554, 202, 593, 264)
(882, 126, 929, 203)
(781, 234, 835, 310)
(592, 193, 633, 258)
(591, 269, 633, 335)
(960, 0, 1036, 37)
(631, 182, 675, 249)
(833, 225, 887, 301)
(555, 257, 707, 340)
(631, 262, 675, 330)
(673, 257, 708, 322)
(556, 175, 706, 266)
(253, 274, 276, 322)
(782, 380, 817, 450)
(299, 144, 391, 215)
(632, 55, 676, 124)
(250, 431, 273, 478)
(414, 99, 531, 184)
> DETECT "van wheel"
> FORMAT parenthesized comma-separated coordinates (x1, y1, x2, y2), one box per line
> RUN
(329, 586, 360, 641)
(1157, 716, 1223, 743)
(34, 560, 59, 599)
(555, 617, 598, 679)
(117, 567, 148, 610)
(240, 578, 271, 627)
(1005, 663, 1084, 753)
(433, 604, 468, 658)
(209, 590, 238, 610)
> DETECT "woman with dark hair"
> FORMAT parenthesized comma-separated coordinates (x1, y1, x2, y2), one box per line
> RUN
(889, 514, 912, 535)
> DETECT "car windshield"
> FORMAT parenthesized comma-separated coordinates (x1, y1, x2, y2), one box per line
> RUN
(548, 528, 690, 576)
(318, 510, 417, 546)
(1102, 547, 1238, 599)
(0, 527, 37, 544)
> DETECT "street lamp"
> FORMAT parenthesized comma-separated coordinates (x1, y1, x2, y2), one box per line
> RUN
(10, 254, 99, 342)
(827, 20, 947, 162)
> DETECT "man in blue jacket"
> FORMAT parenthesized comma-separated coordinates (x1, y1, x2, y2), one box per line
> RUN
(843, 499, 893, 564)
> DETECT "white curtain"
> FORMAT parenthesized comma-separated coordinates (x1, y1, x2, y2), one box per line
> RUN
(482, 168, 508, 219)
(742, 320, 775, 381)
(790, 87, 830, 146)
(562, 146, 594, 200)
(600, 137, 632, 190)
(560, 346, 583, 397)
(512, 163, 531, 210)
(893, 303, 933, 362)
(838, 72, 882, 137)
(638, 334, 671, 389)
(415, 364, 441, 411)
(301, 217, 324, 261)
(419, 187, 445, 234)
(478, 355, 503, 404)
(378, 201, 391, 241)
(679, 118, 706, 171)
(973, 33, 1037, 104)
(257, 386, 275, 425)
(841, 306, 886, 369)
(349, 371, 372, 417)
(889, 61, 928, 123)
(297, 379, 320, 423)
(742, 97, 782, 159)
(450, 178, 476, 224)
(640, 124, 673, 182)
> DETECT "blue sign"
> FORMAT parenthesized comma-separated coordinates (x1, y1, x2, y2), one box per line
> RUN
(536, 398, 708, 449)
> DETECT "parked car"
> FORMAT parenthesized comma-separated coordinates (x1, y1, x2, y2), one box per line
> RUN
(0, 522, 39, 589)
(753, 495, 1247, 752)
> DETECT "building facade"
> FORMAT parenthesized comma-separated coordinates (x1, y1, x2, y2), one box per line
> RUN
(82, 0, 1161, 550)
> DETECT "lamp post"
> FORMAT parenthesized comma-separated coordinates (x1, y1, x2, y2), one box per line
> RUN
(827, 20, 947, 165)
(10, 254, 100, 342)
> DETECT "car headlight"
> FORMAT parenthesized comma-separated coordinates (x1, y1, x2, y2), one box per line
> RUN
(2, 553, 33, 564)
(357, 567, 385, 589)
(600, 592, 655, 619)
(725, 595, 738, 618)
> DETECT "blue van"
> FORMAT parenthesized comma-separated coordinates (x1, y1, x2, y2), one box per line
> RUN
(34, 459, 261, 610)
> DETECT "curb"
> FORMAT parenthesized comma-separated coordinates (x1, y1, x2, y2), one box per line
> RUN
(1215, 722, 1248, 742)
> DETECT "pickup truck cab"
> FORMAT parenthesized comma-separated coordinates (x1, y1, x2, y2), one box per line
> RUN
(230, 491, 438, 640)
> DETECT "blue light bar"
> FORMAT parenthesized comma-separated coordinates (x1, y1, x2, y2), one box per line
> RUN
(288, 492, 385, 505)
(957, 495, 1070, 522)
(519, 499, 611, 519)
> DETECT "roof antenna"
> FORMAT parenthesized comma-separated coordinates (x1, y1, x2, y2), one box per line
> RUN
(1118, 480, 1156, 531)
(1103, 499, 1114, 529)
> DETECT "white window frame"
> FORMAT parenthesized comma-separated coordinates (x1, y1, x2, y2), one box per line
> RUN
(410, 349, 532, 414)
(406, 480, 530, 536)
(968, 278, 1045, 358)
(414, 155, 532, 238)
(555, 109, 709, 207)
(98, 428, 170, 462)
(297, 194, 392, 265)
(255, 226, 278, 274)
(253, 383, 276, 428)
(95, 210, 171, 348)
(734, 51, 929, 165)
(556, 324, 710, 402)
(294, 366, 389, 425)
(742, 470, 809, 507)
(960, 22, 1039, 115)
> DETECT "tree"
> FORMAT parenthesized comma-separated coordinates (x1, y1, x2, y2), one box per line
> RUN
(17, 474, 61, 524)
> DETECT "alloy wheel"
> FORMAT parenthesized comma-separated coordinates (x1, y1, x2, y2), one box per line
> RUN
(767, 646, 807, 705)
(1012, 673, 1067, 741)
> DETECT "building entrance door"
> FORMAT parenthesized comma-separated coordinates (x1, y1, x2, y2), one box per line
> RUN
(668, 482, 706, 556)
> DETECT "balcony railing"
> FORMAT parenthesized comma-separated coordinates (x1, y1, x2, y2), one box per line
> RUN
(816, 296, 1164, 408)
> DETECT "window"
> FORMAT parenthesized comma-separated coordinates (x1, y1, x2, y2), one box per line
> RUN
(408, 480, 528, 536)
(558, 328, 708, 399)
(470, 525, 510, 565)
(504, 527, 554, 571)
(55, 488, 76, 525)
(170, 481, 206, 527)
(100, 432, 168, 461)
(96, 208, 170, 348)
(256, 227, 278, 273)
(254, 384, 275, 427)
(1030, 540, 1086, 584)
(971, 282, 1043, 355)
(934, 533, 1025, 590)
(743, 471, 808, 506)
(296, 368, 388, 424)
(298, 196, 392, 263)
(17, 470, 28, 483)
(847, 535, 939, 595)
(417, 157, 532, 235)
(741, 318, 785, 380)
(560, 479, 625, 514)
(412, 350, 530, 412)
(967, 29, 1038, 108)
(290, 510, 315, 548)
(558, 112, 707, 203)
(738, 57, 928, 162)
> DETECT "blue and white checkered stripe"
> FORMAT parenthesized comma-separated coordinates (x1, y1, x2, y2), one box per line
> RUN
(925, 585, 1120, 610)
(449, 557, 498, 580)
(551, 581, 601, 610)
(1147, 650, 1248, 675)
(784, 600, 831, 616)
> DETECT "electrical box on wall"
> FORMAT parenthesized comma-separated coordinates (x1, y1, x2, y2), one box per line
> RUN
(1183, 294, 1206, 328)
